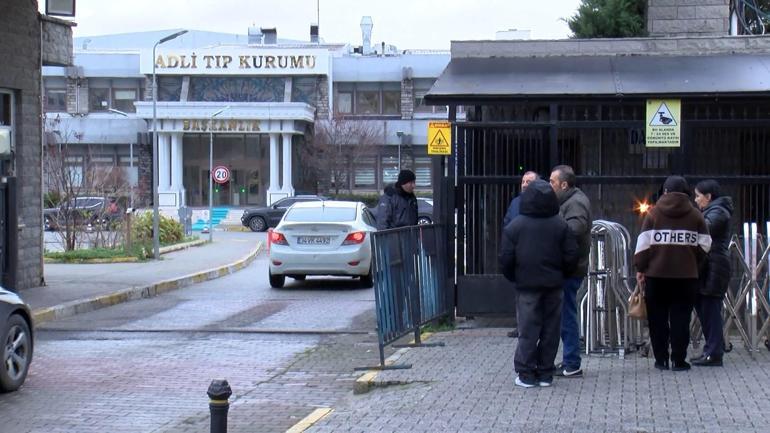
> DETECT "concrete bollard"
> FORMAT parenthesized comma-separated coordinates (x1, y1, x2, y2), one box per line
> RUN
(207, 379, 232, 433)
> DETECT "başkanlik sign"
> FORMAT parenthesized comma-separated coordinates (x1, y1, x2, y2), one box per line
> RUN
(182, 119, 261, 132)
(140, 48, 330, 76)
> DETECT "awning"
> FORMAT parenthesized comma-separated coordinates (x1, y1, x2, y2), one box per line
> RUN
(425, 54, 770, 103)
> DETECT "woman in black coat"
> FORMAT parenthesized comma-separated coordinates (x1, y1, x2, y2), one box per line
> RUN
(692, 179, 733, 366)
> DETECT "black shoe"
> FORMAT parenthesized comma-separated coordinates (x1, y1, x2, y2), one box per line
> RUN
(554, 363, 583, 378)
(507, 330, 519, 338)
(671, 361, 691, 371)
(654, 360, 669, 370)
(692, 355, 723, 367)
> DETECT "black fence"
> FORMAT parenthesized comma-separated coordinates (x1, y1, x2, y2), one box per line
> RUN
(368, 224, 452, 369)
(0, 177, 17, 291)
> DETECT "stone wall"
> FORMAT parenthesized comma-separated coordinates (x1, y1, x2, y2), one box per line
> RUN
(647, 0, 730, 37)
(452, 34, 770, 58)
(41, 15, 74, 66)
(316, 76, 329, 119)
(0, 0, 43, 289)
(401, 78, 414, 120)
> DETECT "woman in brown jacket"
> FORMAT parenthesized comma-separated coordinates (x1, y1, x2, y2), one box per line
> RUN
(634, 176, 711, 371)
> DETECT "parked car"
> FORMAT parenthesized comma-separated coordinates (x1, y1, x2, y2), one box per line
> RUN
(268, 201, 377, 288)
(368, 197, 434, 226)
(241, 195, 328, 232)
(0, 286, 34, 393)
(44, 196, 107, 231)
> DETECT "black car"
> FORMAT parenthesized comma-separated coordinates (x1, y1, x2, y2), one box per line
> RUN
(44, 196, 107, 231)
(0, 287, 34, 393)
(241, 195, 328, 232)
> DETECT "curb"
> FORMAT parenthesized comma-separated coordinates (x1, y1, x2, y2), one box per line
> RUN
(158, 238, 206, 254)
(285, 407, 333, 433)
(33, 241, 264, 324)
(353, 331, 435, 395)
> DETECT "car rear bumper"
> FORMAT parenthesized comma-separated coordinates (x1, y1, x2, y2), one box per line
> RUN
(269, 245, 371, 276)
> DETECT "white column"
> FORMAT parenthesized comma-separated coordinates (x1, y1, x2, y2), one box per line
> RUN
(170, 132, 185, 205)
(266, 132, 281, 205)
(281, 133, 294, 195)
(158, 133, 171, 191)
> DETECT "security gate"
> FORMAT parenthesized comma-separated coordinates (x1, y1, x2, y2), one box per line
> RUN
(438, 99, 770, 317)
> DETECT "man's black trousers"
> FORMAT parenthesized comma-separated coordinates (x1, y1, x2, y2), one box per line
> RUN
(514, 287, 563, 381)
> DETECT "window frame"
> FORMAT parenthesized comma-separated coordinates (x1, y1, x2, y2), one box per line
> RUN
(45, 88, 67, 112)
(0, 90, 14, 161)
(333, 82, 402, 116)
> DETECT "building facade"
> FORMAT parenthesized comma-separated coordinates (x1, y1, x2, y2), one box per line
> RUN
(43, 21, 453, 218)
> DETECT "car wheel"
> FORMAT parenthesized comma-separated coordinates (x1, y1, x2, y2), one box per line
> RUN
(417, 216, 432, 225)
(269, 270, 285, 289)
(0, 314, 33, 393)
(360, 268, 374, 288)
(290, 275, 306, 281)
(249, 216, 267, 232)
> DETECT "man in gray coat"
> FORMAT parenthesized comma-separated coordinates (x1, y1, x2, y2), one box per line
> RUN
(549, 165, 592, 378)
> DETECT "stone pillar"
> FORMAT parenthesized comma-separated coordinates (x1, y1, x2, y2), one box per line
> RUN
(281, 133, 294, 195)
(401, 77, 414, 120)
(316, 76, 329, 119)
(267, 132, 281, 205)
(170, 132, 185, 205)
(158, 133, 171, 191)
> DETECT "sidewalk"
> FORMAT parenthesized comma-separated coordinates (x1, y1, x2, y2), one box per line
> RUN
(22, 231, 265, 322)
(311, 322, 770, 433)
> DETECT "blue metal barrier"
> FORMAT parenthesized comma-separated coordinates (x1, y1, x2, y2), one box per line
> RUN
(368, 224, 452, 369)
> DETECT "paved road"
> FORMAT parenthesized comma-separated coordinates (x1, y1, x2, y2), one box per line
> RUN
(1, 257, 383, 433)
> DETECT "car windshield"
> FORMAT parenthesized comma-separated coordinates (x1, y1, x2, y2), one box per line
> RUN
(284, 207, 356, 222)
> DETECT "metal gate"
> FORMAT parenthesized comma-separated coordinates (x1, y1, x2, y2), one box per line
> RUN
(0, 176, 17, 291)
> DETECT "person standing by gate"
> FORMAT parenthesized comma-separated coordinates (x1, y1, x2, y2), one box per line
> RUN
(549, 165, 592, 378)
(692, 179, 733, 367)
(634, 176, 711, 371)
(500, 179, 578, 388)
(375, 169, 418, 230)
(503, 170, 539, 339)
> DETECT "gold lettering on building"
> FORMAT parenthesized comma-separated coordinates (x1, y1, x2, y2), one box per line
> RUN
(182, 119, 261, 132)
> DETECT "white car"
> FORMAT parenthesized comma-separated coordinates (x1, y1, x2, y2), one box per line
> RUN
(268, 201, 378, 288)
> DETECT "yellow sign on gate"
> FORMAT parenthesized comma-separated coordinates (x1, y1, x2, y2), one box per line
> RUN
(645, 99, 681, 147)
(427, 121, 452, 155)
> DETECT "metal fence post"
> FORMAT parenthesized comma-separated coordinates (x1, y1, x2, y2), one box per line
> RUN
(207, 379, 232, 433)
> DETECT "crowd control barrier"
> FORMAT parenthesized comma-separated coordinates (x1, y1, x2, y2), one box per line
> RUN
(581, 220, 645, 357)
(366, 224, 453, 369)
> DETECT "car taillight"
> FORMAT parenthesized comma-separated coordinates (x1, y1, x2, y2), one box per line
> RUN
(343, 231, 366, 245)
(270, 231, 288, 245)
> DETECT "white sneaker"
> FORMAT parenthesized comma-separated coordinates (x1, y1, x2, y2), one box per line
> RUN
(515, 376, 536, 388)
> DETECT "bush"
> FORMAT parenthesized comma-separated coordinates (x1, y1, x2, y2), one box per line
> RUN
(132, 212, 184, 245)
(331, 193, 380, 208)
(44, 191, 62, 208)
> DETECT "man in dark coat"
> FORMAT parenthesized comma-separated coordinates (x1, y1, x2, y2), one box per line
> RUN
(692, 179, 733, 366)
(499, 179, 578, 388)
(376, 169, 418, 230)
(549, 165, 592, 378)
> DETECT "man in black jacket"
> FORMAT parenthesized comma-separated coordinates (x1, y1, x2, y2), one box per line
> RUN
(500, 179, 578, 388)
(376, 169, 418, 230)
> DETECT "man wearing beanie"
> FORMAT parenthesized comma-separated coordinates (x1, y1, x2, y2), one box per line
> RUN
(634, 175, 711, 372)
(375, 169, 418, 230)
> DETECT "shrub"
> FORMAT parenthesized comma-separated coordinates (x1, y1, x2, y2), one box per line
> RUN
(132, 212, 184, 245)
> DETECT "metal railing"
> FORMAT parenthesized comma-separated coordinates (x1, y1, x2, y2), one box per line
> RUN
(367, 224, 452, 369)
(580, 220, 645, 357)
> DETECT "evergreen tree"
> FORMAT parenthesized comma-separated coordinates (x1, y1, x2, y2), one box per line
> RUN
(565, 0, 647, 38)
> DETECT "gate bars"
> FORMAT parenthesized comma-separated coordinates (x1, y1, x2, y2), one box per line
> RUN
(581, 220, 645, 356)
(363, 224, 452, 370)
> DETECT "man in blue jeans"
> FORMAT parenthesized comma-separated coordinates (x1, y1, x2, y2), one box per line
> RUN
(549, 165, 592, 378)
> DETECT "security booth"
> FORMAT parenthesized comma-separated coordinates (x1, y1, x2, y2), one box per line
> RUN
(426, 41, 770, 318)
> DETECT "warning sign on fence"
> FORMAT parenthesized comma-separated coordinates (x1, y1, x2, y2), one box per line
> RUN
(645, 99, 681, 148)
(427, 121, 452, 155)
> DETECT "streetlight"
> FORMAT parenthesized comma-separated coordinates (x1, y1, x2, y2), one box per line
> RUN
(108, 108, 134, 209)
(208, 106, 230, 243)
(152, 29, 187, 259)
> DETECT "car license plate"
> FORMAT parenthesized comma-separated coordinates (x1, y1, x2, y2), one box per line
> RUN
(297, 236, 331, 245)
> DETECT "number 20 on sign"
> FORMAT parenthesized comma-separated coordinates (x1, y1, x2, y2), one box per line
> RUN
(212, 166, 231, 184)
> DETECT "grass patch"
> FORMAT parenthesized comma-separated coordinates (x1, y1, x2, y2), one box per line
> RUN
(45, 236, 202, 262)
(421, 318, 455, 334)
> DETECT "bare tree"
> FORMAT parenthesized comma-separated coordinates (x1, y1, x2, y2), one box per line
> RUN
(44, 115, 131, 251)
(303, 115, 383, 195)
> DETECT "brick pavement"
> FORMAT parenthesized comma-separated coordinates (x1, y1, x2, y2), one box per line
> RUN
(311, 327, 770, 433)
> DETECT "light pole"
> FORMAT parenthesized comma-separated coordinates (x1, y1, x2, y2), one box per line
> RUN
(208, 106, 230, 243)
(108, 108, 134, 209)
(152, 30, 187, 259)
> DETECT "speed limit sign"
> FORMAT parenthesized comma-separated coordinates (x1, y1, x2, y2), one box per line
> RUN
(212, 165, 231, 184)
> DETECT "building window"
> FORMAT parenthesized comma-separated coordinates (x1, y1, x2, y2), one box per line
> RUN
(0, 91, 12, 160)
(189, 77, 284, 102)
(89, 87, 110, 112)
(112, 89, 137, 113)
(334, 82, 401, 116)
(414, 157, 432, 187)
(45, 89, 67, 112)
(291, 77, 319, 105)
(158, 76, 183, 102)
(354, 157, 376, 188)
(381, 155, 399, 184)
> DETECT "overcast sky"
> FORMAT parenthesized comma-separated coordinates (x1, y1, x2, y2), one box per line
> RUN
(42, 0, 583, 49)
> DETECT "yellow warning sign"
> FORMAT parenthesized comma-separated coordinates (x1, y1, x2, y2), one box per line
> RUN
(427, 121, 452, 155)
(645, 99, 681, 147)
